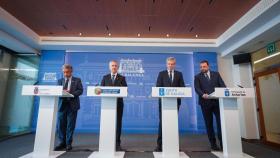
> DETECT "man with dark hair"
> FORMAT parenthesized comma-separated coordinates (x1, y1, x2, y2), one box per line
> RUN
(55, 64, 83, 151)
(194, 60, 226, 151)
(155, 57, 185, 152)
(101, 60, 127, 151)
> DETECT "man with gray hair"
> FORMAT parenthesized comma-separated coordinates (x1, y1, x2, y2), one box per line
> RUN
(155, 57, 185, 152)
(55, 64, 83, 151)
(101, 60, 127, 151)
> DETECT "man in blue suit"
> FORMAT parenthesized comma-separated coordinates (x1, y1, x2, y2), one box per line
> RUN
(55, 64, 83, 151)
(155, 57, 185, 152)
(194, 60, 226, 151)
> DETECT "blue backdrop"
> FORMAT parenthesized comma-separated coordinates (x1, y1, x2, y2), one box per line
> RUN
(32, 51, 217, 134)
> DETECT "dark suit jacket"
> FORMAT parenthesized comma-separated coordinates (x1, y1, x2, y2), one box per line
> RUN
(194, 71, 226, 106)
(101, 73, 127, 105)
(57, 77, 83, 111)
(156, 70, 185, 105)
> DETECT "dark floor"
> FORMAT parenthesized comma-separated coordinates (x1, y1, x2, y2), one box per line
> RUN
(0, 134, 280, 158)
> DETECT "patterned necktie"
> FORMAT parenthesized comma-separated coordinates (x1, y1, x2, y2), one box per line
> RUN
(111, 75, 115, 84)
(204, 73, 210, 81)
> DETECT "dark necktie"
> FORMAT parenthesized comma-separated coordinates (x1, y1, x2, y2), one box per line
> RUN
(63, 78, 69, 90)
(111, 75, 115, 84)
(169, 71, 173, 83)
(204, 73, 210, 81)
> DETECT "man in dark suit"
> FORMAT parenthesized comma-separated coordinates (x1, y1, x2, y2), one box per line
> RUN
(55, 64, 83, 151)
(101, 60, 127, 151)
(194, 60, 226, 151)
(155, 57, 185, 151)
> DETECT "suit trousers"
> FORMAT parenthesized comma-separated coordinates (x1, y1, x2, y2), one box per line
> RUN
(116, 103, 124, 146)
(57, 100, 78, 145)
(200, 99, 222, 146)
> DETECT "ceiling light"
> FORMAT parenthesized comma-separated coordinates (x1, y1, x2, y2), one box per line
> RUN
(108, 33, 111, 36)
(254, 51, 280, 64)
(195, 34, 198, 38)
(79, 32, 82, 36)
(166, 34, 170, 37)
(137, 33, 141, 37)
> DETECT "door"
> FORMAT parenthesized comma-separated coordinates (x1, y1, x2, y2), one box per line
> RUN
(255, 68, 280, 145)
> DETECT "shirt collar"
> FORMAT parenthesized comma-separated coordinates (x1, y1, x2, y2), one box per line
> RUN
(65, 76, 72, 80)
(111, 73, 117, 76)
(167, 69, 174, 73)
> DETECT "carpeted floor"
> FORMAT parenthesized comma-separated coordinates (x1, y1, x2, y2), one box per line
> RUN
(0, 133, 280, 158)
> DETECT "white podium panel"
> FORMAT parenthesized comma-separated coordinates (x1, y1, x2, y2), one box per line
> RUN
(210, 88, 255, 158)
(152, 87, 191, 158)
(87, 86, 127, 158)
(20, 85, 73, 158)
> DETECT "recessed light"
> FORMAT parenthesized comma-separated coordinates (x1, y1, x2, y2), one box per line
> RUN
(108, 33, 111, 36)
(137, 33, 141, 37)
(79, 32, 82, 36)
(166, 34, 170, 37)
(195, 34, 198, 38)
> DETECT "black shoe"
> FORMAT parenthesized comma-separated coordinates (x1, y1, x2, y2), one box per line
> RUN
(211, 144, 220, 151)
(154, 146, 162, 152)
(220, 142, 223, 151)
(66, 144, 72, 151)
(116, 145, 124, 151)
(54, 143, 66, 151)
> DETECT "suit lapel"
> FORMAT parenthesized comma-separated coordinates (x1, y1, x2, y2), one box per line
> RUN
(70, 77, 75, 92)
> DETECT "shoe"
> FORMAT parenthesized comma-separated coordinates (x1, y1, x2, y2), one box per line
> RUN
(154, 146, 162, 152)
(116, 145, 124, 151)
(54, 143, 66, 151)
(66, 144, 72, 151)
(211, 144, 220, 151)
(220, 142, 223, 151)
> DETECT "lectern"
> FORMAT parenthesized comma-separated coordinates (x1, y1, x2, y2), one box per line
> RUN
(20, 85, 73, 158)
(152, 87, 192, 158)
(209, 88, 255, 158)
(87, 86, 128, 158)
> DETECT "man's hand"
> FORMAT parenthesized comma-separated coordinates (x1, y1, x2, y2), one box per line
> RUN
(63, 90, 70, 93)
(202, 94, 209, 99)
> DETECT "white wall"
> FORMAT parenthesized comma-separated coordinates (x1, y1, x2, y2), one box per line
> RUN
(218, 55, 260, 139)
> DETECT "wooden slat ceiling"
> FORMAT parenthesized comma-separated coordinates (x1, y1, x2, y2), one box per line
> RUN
(0, 0, 259, 38)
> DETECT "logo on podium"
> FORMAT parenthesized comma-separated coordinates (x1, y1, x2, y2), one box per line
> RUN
(34, 87, 39, 94)
(224, 89, 230, 96)
(94, 88, 102, 95)
(159, 88, 165, 96)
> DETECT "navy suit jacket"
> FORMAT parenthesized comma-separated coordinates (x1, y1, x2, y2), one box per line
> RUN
(101, 73, 127, 105)
(194, 71, 226, 106)
(57, 77, 83, 111)
(156, 70, 185, 105)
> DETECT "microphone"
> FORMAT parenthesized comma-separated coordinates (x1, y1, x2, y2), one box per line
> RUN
(237, 84, 244, 88)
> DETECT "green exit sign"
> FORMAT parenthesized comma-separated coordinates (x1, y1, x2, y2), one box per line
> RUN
(267, 42, 276, 55)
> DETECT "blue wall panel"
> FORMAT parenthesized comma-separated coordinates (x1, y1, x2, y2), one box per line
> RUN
(32, 51, 217, 134)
